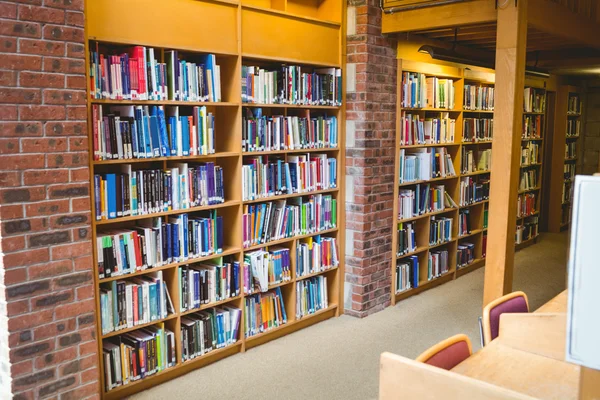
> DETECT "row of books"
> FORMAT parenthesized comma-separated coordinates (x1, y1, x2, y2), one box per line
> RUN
(399, 113, 455, 146)
(458, 209, 470, 236)
(100, 271, 173, 335)
(463, 84, 494, 111)
(397, 222, 417, 256)
(568, 95, 581, 115)
(517, 193, 536, 218)
(241, 65, 342, 106)
(461, 149, 491, 174)
(242, 195, 337, 248)
(396, 255, 419, 293)
(523, 115, 543, 139)
(519, 169, 538, 191)
(94, 163, 224, 221)
(241, 154, 337, 201)
(90, 46, 221, 102)
(521, 142, 541, 166)
(516, 217, 538, 244)
(296, 276, 328, 318)
(398, 184, 458, 220)
(428, 249, 449, 280)
(524, 87, 546, 113)
(244, 287, 287, 338)
(456, 242, 475, 268)
(562, 181, 573, 204)
(401, 72, 455, 109)
(565, 142, 577, 159)
(564, 163, 576, 180)
(96, 212, 224, 279)
(459, 177, 490, 206)
(244, 248, 291, 294)
(242, 109, 338, 152)
(463, 118, 493, 142)
(567, 119, 581, 137)
(181, 307, 241, 361)
(92, 105, 216, 161)
(178, 260, 240, 312)
(296, 235, 339, 278)
(399, 147, 456, 183)
(103, 325, 176, 391)
(430, 217, 452, 246)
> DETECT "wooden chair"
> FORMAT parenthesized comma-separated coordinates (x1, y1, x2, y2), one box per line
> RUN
(482, 291, 529, 345)
(416, 334, 473, 370)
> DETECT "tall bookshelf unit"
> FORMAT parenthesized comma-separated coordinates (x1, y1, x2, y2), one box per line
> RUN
(391, 59, 547, 305)
(86, 0, 344, 398)
(547, 85, 581, 232)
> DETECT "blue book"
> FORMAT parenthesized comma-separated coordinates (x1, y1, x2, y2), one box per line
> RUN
(165, 223, 172, 263)
(94, 175, 101, 220)
(156, 107, 170, 156)
(180, 116, 190, 156)
(138, 286, 143, 321)
(199, 55, 216, 101)
(148, 115, 161, 157)
(172, 219, 180, 260)
(156, 279, 163, 318)
(182, 214, 189, 259)
(181, 60, 187, 101)
(149, 282, 157, 320)
(168, 116, 177, 156)
(276, 287, 287, 322)
(106, 173, 117, 219)
(410, 255, 419, 288)
(111, 281, 118, 329)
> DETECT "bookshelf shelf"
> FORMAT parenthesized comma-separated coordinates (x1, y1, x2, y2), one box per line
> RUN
(399, 143, 460, 149)
(462, 170, 491, 177)
(402, 107, 461, 112)
(523, 112, 545, 115)
(94, 199, 240, 225)
(429, 238, 457, 250)
(565, 157, 578, 161)
(520, 162, 542, 168)
(459, 199, 489, 209)
(245, 280, 293, 297)
(102, 314, 179, 339)
(87, 0, 344, 395)
(459, 229, 484, 239)
(462, 110, 494, 114)
(521, 137, 543, 142)
(518, 186, 541, 194)
(398, 175, 458, 188)
(462, 141, 493, 146)
(397, 207, 458, 224)
(242, 187, 339, 204)
(396, 245, 429, 259)
(456, 258, 485, 277)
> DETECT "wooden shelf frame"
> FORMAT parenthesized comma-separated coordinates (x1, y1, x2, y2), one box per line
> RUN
(85, 0, 345, 397)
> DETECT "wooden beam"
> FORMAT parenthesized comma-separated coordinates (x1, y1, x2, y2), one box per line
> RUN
(528, 0, 600, 50)
(382, 0, 497, 34)
(483, 0, 528, 306)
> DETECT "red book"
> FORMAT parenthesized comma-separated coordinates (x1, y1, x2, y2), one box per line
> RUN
(132, 285, 138, 325)
(131, 231, 142, 270)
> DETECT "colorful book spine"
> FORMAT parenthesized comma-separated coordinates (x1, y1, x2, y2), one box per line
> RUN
(178, 259, 240, 312)
(243, 248, 291, 294)
(296, 276, 328, 318)
(243, 287, 287, 338)
(296, 235, 339, 277)
(180, 307, 241, 361)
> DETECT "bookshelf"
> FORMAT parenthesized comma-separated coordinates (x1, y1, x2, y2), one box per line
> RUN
(547, 85, 581, 232)
(391, 60, 548, 304)
(86, 0, 344, 398)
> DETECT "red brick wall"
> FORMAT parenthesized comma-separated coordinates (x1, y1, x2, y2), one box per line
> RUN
(344, 0, 397, 317)
(0, 1, 100, 399)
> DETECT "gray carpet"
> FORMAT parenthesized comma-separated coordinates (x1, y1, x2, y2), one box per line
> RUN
(130, 232, 568, 400)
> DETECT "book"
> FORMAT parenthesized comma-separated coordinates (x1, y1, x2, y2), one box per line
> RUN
(244, 287, 287, 337)
(463, 84, 494, 111)
(296, 276, 328, 318)
(399, 147, 455, 183)
(428, 249, 449, 280)
(243, 248, 292, 294)
(398, 184, 453, 220)
(519, 169, 538, 191)
(180, 307, 241, 361)
(396, 255, 419, 293)
(524, 87, 546, 113)
(459, 177, 490, 206)
(429, 216, 452, 246)
(397, 222, 417, 256)
(522, 115, 543, 139)
(296, 235, 339, 277)
(456, 243, 475, 267)
(241, 65, 342, 106)
(462, 117, 493, 142)
(399, 112, 455, 145)
(517, 193, 536, 218)
(459, 209, 471, 236)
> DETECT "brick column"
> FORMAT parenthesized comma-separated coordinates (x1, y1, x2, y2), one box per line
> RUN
(344, 0, 397, 317)
(0, 1, 100, 399)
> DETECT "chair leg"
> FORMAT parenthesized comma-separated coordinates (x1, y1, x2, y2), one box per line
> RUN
(478, 316, 485, 347)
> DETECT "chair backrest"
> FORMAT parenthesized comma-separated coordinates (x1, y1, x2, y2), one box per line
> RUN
(482, 291, 529, 345)
(416, 334, 473, 370)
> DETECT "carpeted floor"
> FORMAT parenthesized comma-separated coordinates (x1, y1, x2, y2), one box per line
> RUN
(130, 232, 568, 400)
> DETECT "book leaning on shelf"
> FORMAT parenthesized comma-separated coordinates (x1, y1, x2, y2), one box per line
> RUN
(296, 276, 328, 318)
(399, 112, 455, 146)
(397, 222, 417, 256)
(243, 248, 292, 294)
(459, 177, 490, 206)
(398, 184, 458, 220)
(242, 194, 337, 248)
(242, 154, 337, 201)
(100, 271, 174, 335)
(296, 235, 339, 278)
(181, 307, 241, 361)
(521, 142, 540, 166)
(244, 287, 287, 338)
(90, 45, 221, 101)
(94, 162, 224, 221)
(428, 249, 449, 280)
(242, 108, 338, 152)
(241, 65, 342, 106)
(457, 243, 475, 267)
(178, 258, 240, 312)
(92, 104, 215, 161)
(103, 324, 176, 391)
(396, 255, 419, 293)
(96, 211, 224, 279)
(461, 148, 491, 174)
(399, 147, 456, 184)
(520, 169, 537, 191)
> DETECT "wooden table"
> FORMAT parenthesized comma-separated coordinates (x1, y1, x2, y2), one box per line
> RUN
(535, 290, 568, 314)
(451, 340, 579, 400)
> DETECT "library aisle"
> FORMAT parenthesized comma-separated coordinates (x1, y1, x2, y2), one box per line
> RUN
(130, 232, 568, 400)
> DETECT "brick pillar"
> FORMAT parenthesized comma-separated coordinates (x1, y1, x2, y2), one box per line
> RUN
(344, 0, 397, 317)
(0, 1, 100, 399)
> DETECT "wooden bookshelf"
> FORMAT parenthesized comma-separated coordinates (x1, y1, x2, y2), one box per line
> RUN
(85, 0, 344, 398)
(390, 60, 547, 304)
(547, 85, 581, 232)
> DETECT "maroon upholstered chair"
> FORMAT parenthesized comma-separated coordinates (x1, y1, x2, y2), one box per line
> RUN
(415, 334, 472, 370)
(482, 291, 529, 345)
